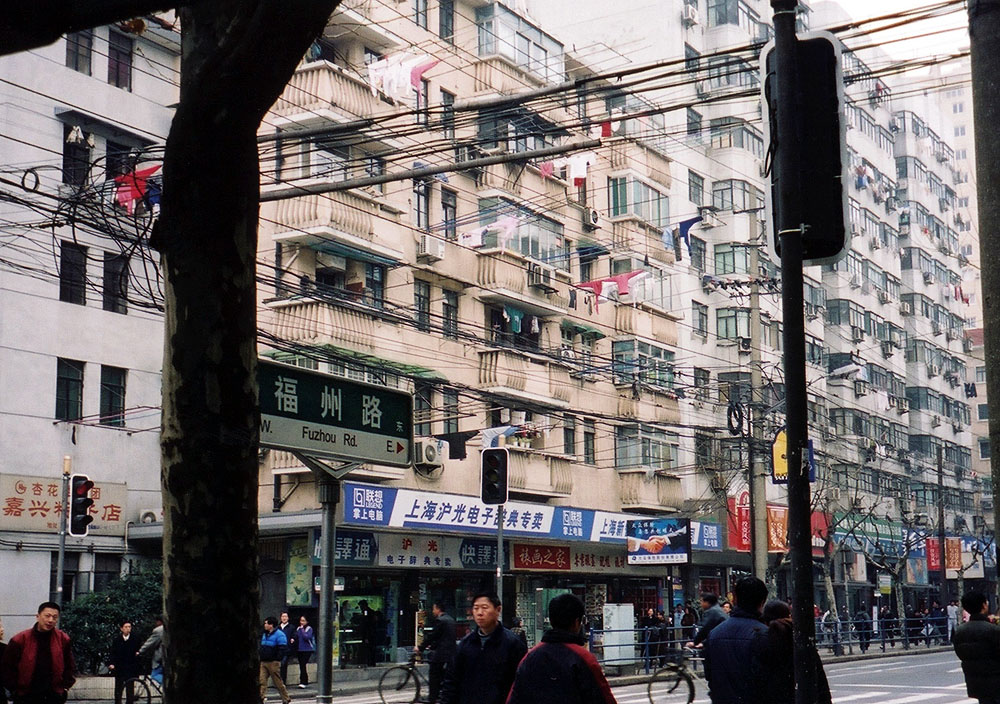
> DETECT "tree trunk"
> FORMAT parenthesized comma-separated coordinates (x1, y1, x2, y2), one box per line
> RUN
(894, 571, 907, 650)
(157, 3, 338, 702)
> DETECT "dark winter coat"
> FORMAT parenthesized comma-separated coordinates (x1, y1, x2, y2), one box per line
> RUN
(693, 604, 729, 646)
(506, 629, 616, 704)
(419, 612, 457, 664)
(953, 613, 1000, 699)
(440, 624, 527, 704)
(703, 607, 768, 704)
(109, 634, 141, 679)
(761, 617, 831, 704)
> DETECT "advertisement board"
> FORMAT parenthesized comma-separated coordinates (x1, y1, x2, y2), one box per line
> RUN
(625, 518, 690, 565)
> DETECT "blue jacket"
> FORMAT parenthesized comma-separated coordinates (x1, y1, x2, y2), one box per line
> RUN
(260, 628, 288, 662)
(440, 625, 527, 704)
(506, 629, 616, 704)
(703, 608, 768, 704)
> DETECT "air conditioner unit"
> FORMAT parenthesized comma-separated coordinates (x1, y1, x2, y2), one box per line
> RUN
(849, 274, 861, 289)
(939, 197, 951, 212)
(952, 421, 963, 433)
(851, 326, 865, 343)
(582, 208, 601, 230)
(869, 236, 881, 251)
(682, 3, 700, 26)
(963, 337, 974, 352)
(945, 328, 957, 342)
(417, 233, 446, 262)
(737, 337, 752, 353)
(901, 301, 913, 316)
(828, 487, 842, 501)
(698, 206, 721, 227)
(931, 320, 942, 336)
(877, 290, 891, 304)
(881, 340, 895, 358)
(860, 281, 871, 296)
(923, 271, 934, 285)
(931, 414, 941, 427)
(559, 347, 577, 361)
(927, 363, 940, 377)
(851, 497, 865, 510)
(414, 439, 444, 468)
(527, 262, 557, 293)
(805, 305, 819, 321)
(854, 380, 869, 397)
(695, 80, 710, 99)
(139, 507, 163, 524)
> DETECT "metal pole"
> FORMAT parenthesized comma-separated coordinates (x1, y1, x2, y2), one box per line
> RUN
(769, 2, 817, 703)
(749, 240, 769, 582)
(496, 504, 504, 598)
(937, 447, 947, 602)
(317, 477, 339, 704)
(55, 455, 71, 607)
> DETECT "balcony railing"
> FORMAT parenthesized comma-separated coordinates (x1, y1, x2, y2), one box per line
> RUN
(507, 446, 573, 499)
(269, 297, 376, 350)
(478, 349, 571, 407)
(618, 471, 684, 513)
(274, 60, 389, 121)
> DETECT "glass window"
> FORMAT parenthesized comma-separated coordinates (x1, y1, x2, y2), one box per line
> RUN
(365, 263, 385, 309)
(442, 289, 459, 338)
(441, 90, 455, 139)
(415, 78, 430, 125)
(102, 252, 128, 314)
(976, 366, 986, 383)
(59, 241, 88, 305)
(107, 31, 132, 90)
(607, 176, 669, 227)
(99, 365, 127, 426)
(441, 188, 457, 241)
(105, 140, 131, 180)
(364, 155, 385, 193)
(414, 0, 428, 28)
(414, 280, 431, 331)
(612, 339, 675, 389)
(692, 301, 708, 335)
(712, 179, 763, 212)
(717, 307, 750, 339)
(443, 390, 459, 434)
(684, 44, 700, 71)
(690, 237, 706, 272)
(56, 359, 85, 421)
(687, 108, 703, 140)
(476, 4, 564, 83)
(563, 415, 576, 456)
(583, 418, 596, 464)
(689, 170, 705, 205)
(439, 0, 454, 42)
(308, 140, 349, 180)
(478, 197, 568, 270)
(66, 30, 93, 74)
(979, 403, 989, 421)
(62, 125, 91, 187)
(414, 383, 432, 436)
(714, 243, 751, 274)
(980, 438, 991, 460)
(414, 179, 430, 231)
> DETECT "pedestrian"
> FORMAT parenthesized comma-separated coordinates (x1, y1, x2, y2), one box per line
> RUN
(952, 591, 1000, 704)
(853, 607, 871, 654)
(721, 601, 732, 615)
(276, 612, 296, 685)
(294, 615, 315, 688)
(357, 600, 378, 667)
(439, 592, 527, 704)
(686, 592, 728, 649)
(259, 616, 291, 704)
(656, 610, 671, 664)
(506, 593, 616, 704)
(703, 577, 769, 704)
(509, 617, 528, 648)
(760, 600, 831, 704)
(136, 615, 164, 685)
(108, 620, 140, 704)
(415, 601, 457, 704)
(0, 601, 77, 704)
(681, 605, 697, 641)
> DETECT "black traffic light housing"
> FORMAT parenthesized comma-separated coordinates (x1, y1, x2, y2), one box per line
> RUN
(480, 448, 509, 505)
(69, 474, 95, 536)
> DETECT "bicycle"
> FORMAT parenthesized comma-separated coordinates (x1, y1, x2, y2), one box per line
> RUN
(378, 653, 429, 704)
(122, 673, 163, 704)
(647, 649, 697, 704)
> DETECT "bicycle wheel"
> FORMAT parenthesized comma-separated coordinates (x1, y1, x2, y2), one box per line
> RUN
(648, 666, 695, 704)
(125, 676, 153, 704)
(379, 665, 421, 704)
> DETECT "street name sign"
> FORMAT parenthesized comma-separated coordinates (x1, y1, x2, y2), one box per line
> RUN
(258, 359, 412, 467)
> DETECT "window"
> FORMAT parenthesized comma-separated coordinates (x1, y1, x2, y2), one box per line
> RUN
(692, 301, 708, 336)
(979, 403, 989, 421)
(365, 263, 386, 308)
(583, 419, 596, 464)
(415, 78, 430, 125)
(441, 90, 456, 139)
(712, 179, 763, 211)
(56, 359, 84, 421)
(608, 176, 669, 227)
(563, 415, 576, 456)
(364, 156, 385, 193)
(689, 171, 705, 205)
(980, 438, 991, 460)
(442, 289, 459, 338)
(693, 367, 710, 399)
(414, 280, 431, 331)
(953, 102, 964, 114)
(439, 0, 454, 42)
(717, 307, 750, 339)
(687, 108, 703, 141)
(488, 305, 539, 351)
(99, 365, 127, 426)
(414, 0, 428, 28)
(956, 149, 968, 160)
(105, 140, 131, 180)
(476, 4, 564, 83)
(107, 31, 133, 90)
(714, 243, 752, 274)
(414, 383, 432, 436)
(707, 0, 760, 33)
(442, 390, 459, 434)
(413, 179, 430, 230)
(478, 197, 568, 269)
(615, 424, 677, 471)
(308, 140, 349, 180)
(364, 47, 382, 66)
(66, 30, 93, 74)
(93, 553, 121, 593)
(977, 366, 987, 383)
(955, 126, 966, 137)
(684, 44, 700, 71)
(103, 253, 128, 314)
(441, 188, 457, 241)
(612, 340, 675, 389)
(709, 118, 764, 157)
(689, 236, 706, 272)
(59, 241, 88, 305)
(62, 125, 91, 187)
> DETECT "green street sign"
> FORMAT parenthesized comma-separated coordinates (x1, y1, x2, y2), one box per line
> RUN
(258, 359, 412, 467)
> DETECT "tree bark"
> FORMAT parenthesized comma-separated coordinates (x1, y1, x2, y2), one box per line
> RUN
(156, 2, 338, 702)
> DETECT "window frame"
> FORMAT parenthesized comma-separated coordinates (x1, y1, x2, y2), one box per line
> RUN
(99, 365, 127, 427)
(107, 31, 133, 91)
(56, 359, 85, 422)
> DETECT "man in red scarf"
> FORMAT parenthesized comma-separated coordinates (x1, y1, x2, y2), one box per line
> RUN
(1, 602, 76, 704)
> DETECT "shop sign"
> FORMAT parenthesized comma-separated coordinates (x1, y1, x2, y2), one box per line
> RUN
(945, 537, 963, 571)
(906, 556, 928, 585)
(343, 482, 639, 543)
(512, 543, 570, 570)
(0, 474, 128, 536)
(877, 573, 892, 595)
(691, 521, 722, 551)
(626, 518, 690, 565)
(767, 506, 788, 552)
(312, 529, 378, 567)
(570, 546, 628, 573)
(287, 537, 312, 606)
(377, 534, 499, 570)
(926, 538, 942, 573)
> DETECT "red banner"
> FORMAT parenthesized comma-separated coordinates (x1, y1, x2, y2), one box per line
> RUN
(512, 543, 571, 570)
(926, 538, 942, 573)
(946, 537, 963, 570)
(727, 495, 752, 551)
(767, 506, 788, 552)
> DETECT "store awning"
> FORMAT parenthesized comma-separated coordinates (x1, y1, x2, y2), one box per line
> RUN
(560, 319, 606, 339)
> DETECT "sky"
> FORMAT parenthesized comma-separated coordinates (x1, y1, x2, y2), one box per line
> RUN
(820, 0, 970, 59)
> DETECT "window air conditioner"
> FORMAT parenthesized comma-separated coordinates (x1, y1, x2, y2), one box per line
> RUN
(417, 233, 446, 262)
(414, 439, 444, 468)
(583, 208, 602, 230)
(682, 4, 700, 26)
(139, 508, 163, 524)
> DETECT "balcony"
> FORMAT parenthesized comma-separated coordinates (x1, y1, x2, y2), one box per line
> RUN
(618, 471, 684, 513)
(476, 249, 568, 316)
(269, 296, 377, 350)
(273, 60, 391, 122)
(474, 55, 547, 93)
(614, 306, 677, 345)
(478, 349, 570, 408)
(507, 446, 573, 499)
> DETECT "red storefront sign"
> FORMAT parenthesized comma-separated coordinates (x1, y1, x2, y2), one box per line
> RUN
(728, 496, 828, 556)
(512, 543, 571, 570)
(926, 538, 941, 573)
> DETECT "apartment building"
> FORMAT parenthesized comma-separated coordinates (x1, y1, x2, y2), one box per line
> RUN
(0, 20, 179, 631)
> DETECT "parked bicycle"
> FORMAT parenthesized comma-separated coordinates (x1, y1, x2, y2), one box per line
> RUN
(379, 653, 429, 704)
(647, 648, 697, 704)
(123, 673, 163, 704)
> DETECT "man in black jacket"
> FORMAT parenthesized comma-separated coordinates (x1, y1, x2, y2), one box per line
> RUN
(108, 620, 140, 704)
(703, 577, 769, 704)
(685, 593, 728, 649)
(440, 592, 526, 704)
(415, 602, 457, 704)
(507, 594, 616, 704)
(953, 591, 1000, 704)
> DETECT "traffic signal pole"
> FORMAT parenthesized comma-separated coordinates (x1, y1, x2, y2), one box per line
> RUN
(55, 455, 70, 608)
(769, 2, 817, 703)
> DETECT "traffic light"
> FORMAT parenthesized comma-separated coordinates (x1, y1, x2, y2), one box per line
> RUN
(762, 32, 850, 265)
(480, 448, 508, 505)
(69, 474, 95, 536)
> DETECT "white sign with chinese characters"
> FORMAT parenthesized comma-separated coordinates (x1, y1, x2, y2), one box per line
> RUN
(0, 474, 129, 536)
